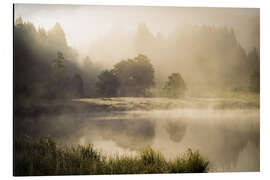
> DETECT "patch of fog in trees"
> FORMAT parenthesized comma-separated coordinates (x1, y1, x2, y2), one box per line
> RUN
(14, 16, 260, 101)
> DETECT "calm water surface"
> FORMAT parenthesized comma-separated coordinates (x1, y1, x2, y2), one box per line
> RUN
(41, 108, 259, 172)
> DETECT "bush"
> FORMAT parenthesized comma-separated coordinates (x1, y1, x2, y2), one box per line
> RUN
(163, 73, 187, 98)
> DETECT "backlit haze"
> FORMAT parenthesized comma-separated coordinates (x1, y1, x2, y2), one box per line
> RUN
(15, 4, 259, 58)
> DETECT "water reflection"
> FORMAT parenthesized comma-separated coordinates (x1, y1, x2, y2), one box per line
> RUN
(15, 109, 260, 172)
(90, 119, 156, 150)
(165, 119, 187, 142)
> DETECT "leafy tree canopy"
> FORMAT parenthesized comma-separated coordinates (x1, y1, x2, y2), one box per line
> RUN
(96, 70, 120, 97)
(112, 54, 155, 96)
(96, 54, 155, 97)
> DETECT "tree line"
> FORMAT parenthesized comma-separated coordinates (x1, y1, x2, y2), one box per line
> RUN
(91, 23, 260, 93)
(14, 17, 259, 103)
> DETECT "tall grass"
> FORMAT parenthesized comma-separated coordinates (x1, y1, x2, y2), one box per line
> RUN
(14, 136, 209, 176)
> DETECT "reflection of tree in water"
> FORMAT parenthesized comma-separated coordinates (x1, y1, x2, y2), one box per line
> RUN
(165, 120, 187, 142)
(16, 109, 259, 172)
(210, 121, 259, 170)
(95, 119, 156, 151)
(15, 114, 81, 139)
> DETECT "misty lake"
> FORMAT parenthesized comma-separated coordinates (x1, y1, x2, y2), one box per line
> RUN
(14, 5, 260, 175)
(75, 110, 259, 172)
(16, 97, 260, 172)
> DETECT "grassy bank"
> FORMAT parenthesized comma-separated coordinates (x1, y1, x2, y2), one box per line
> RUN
(74, 95, 259, 111)
(14, 137, 209, 176)
(15, 92, 259, 119)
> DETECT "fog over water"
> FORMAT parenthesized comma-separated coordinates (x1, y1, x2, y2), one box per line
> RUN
(77, 109, 259, 172)
(14, 4, 260, 173)
(20, 105, 259, 172)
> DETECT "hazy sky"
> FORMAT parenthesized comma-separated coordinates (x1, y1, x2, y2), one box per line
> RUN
(14, 4, 259, 55)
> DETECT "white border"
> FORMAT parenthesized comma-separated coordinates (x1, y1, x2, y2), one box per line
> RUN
(11, 0, 261, 8)
(1, 0, 269, 180)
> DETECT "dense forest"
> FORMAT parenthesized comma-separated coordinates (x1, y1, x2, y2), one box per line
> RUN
(14, 17, 259, 102)
(14, 17, 101, 102)
(91, 23, 260, 94)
